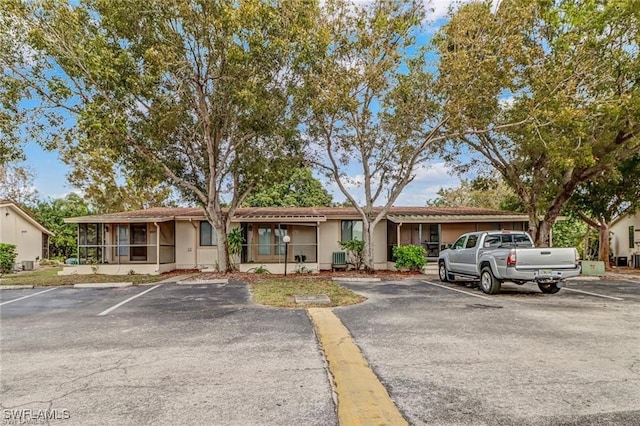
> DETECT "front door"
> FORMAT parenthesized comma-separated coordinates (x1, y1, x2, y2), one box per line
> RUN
(130, 223, 147, 261)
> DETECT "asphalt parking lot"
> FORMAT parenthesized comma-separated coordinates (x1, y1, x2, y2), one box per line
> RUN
(1, 276, 639, 425)
(0, 282, 335, 425)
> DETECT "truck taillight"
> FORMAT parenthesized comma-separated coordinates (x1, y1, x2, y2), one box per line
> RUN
(575, 249, 580, 265)
(507, 249, 516, 267)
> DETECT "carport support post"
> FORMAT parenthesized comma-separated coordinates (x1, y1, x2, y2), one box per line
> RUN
(155, 222, 160, 274)
(283, 235, 291, 276)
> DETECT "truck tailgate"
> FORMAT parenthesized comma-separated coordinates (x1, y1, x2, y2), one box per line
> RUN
(514, 248, 577, 269)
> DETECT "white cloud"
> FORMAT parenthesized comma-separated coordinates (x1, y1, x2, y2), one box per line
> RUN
(325, 161, 460, 206)
(427, 0, 502, 20)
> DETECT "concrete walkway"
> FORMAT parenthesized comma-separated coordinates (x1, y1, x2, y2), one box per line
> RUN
(308, 308, 407, 426)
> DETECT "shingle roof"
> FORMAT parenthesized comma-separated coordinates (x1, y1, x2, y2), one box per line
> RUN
(65, 205, 527, 223)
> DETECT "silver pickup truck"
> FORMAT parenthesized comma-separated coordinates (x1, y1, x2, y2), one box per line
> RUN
(438, 230, 581, 294)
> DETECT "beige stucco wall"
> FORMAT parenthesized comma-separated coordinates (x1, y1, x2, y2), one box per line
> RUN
(440, 222, 527, 246)
(318, 219, 388, 270)
(174, 220, 221, 270)
(58, 263, 175, 276)
(0, 206, 44, 267)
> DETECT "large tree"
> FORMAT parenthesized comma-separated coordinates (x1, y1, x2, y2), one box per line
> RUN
(61, 145, 175, 214)
(0, 163, 38, 206)
(569, 155, 640, 267)
(435, 0, 640, 246)
(2, 0, 318, 271)
(243, 167, 332, 207)
(306, 0, 450, 272)
(426, 174, 519, 210)
(32, 193, 92, 259)
(0, 10, 27, 165)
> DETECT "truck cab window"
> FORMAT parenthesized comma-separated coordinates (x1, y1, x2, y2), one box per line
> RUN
(465, 235, 478, 248)
(453, 236, 466, 249)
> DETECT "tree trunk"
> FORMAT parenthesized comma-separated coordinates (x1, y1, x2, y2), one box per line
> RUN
(215, 227, 229, 273)
(363, 220, 375, 274)
(598, 222, 611, 270)
(535, 220, 552, 247)
(205, 203, 231, 273)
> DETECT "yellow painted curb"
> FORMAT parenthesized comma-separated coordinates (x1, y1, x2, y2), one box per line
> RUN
(308, 308, 407, 426)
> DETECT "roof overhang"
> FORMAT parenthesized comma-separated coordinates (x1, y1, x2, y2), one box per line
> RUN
(64, 216, 174, 224)
(232, 214, 327, 223)
(386, 214, 529, 224)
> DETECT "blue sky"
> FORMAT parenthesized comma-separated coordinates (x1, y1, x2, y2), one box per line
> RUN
(20, 0, 472, 205)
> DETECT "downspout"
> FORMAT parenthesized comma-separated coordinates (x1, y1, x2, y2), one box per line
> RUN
(189, 218, 198, 268)
(155, 222, 160, 274)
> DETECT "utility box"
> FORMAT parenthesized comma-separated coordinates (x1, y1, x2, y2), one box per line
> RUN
(21, 260, 34, 271)
(580, 260, 605, 276)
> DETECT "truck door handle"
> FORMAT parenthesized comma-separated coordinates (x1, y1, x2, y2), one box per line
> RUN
(540, 251, 551, 255)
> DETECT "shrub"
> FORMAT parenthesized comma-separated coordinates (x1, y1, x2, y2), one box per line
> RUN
(248, 265, 271, 274)
(339, 239, 365, 271)
(227, 228, 245, 270)
(393, 245, 427, 272)
(0, 243, 18, 276)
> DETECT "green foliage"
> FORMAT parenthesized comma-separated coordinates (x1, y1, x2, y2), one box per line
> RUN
(339, 239, 365, 272)
(308, 0, 441, 272)
(392, 245, 426, 271)
(0, 243, 17, 275)
(0, 164, 38, 206)
(435, 0, 640, 246)
(3, 0, 321, 272)
(227, 227, 245, 271)
(570, 155, 640, 224)
(552, 213, 588, 257)
(427, 174, 518, 210)
(248, 265, 271, 274)
(31, 194, 91, 259)
(244, 168, 332, 207)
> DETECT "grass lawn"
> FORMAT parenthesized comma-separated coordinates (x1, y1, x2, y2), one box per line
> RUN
(251, 277, 366, 308)
(0, 267, 167, 287)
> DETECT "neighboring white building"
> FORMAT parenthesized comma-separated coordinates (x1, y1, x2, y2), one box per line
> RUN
(0, 200, 54, 270)
(610, 210, 640, 267)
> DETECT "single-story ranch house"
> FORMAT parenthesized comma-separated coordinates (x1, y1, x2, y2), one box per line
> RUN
(61, 206, 530, 275)
(1, 199, 53, 270)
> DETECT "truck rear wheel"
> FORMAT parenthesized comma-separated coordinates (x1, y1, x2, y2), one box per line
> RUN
(438, 261, 450, 282)
(538, 282, 561, 294)
(480, 267, 501, 294)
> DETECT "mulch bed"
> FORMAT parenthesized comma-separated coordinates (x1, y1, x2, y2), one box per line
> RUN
(174, 269, 427, 284)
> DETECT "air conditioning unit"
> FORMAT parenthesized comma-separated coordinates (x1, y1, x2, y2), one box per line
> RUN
(22, 260, 34, 271)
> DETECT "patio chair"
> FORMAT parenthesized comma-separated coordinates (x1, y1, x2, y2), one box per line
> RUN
(332, 251, 348, 271)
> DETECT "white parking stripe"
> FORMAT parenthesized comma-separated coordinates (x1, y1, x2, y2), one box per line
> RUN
(0, 288, 57, 306)
(97, 284, 162, 316)
(563, 287, 624, 301)
(422, 281, 493, 300)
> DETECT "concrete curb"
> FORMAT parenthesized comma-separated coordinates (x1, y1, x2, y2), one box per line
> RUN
(152, 274, 198, 285)
(308, 308, 408, 425)
(0, 285, 35, 290)
(177, 279, 228, 285)
(332, 277, 382, 282)
(567, 276, 602, 281)
(73, 282, 133, 289)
